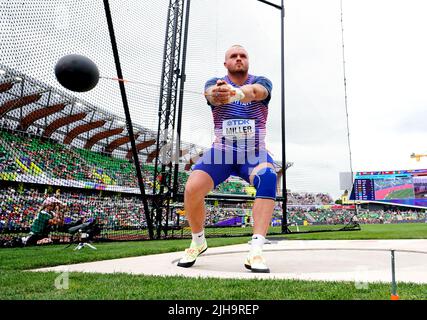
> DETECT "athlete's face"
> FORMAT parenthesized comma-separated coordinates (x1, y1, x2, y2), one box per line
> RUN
(224, 47, 249, 74)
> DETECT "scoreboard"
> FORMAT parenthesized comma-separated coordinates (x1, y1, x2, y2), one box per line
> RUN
(350, 169, 427, 208)
(353, 179, 375, 200)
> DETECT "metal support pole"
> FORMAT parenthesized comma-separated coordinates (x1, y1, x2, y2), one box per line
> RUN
(103, 0, 154, 239)
(152, 0, 185, 239)
(157, 2, 179, 239)
(173, 0, 191, 202)
(391, 250, 399, 300)
(279, 0, 290, 234)
(256, 0, 289, 234)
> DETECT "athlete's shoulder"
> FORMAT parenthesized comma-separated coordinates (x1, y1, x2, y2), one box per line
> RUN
(251, 75, 272, 105)
(251, 75, 272, 90)
(252, 75, 271, 81)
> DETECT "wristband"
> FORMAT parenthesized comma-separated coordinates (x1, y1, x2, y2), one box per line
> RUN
(227, 84, 245, 102)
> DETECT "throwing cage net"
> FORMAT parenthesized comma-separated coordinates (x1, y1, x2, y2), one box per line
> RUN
(0, 0, 359, 247)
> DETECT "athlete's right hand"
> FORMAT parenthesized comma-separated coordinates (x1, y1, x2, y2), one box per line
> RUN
(210, 80, 234, 105)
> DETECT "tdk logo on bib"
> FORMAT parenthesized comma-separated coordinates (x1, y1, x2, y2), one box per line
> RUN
(223, 119, 255, 139)
(227, 120, 250, 126)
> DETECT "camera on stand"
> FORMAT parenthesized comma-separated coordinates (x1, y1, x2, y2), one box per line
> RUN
(66, 219, 100, 250)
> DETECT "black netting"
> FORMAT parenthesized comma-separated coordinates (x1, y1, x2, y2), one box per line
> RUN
(0, 0, 365, 248)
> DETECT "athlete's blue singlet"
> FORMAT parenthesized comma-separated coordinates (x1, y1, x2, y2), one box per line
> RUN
(204, 74, 272, 152)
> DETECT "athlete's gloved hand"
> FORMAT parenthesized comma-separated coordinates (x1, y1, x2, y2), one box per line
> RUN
(227, 84, 245, 103)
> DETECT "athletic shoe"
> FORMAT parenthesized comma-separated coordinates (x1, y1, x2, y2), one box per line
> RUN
(177, 240, 208, 268)
(21, 236, 29, 246)
(244, 251, 270, 273)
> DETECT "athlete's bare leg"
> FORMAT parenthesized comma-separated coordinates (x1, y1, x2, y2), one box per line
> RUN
(184, 170, 214, 233)
(177, 170, 214, 268)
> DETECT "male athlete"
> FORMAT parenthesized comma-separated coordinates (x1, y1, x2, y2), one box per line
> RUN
(178, 45, 277, 273)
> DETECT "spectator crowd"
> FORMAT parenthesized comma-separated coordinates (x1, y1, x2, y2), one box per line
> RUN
(1, 130, 426, 238)
(1, 185, 426, 239)
(0, 129, 256, 195)
(287, 192, 334, 206)
(0, 186, 146, 234)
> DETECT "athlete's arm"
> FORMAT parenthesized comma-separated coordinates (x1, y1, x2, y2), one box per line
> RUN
(239, 76, 273, 104)
(205, 77, 272, 105)
(239, 84, 269, 104)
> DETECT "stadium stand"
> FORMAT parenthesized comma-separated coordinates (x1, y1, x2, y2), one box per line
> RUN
(287, 192, 334, 205)
(0, 186, 146, 236)
(216, 179, 246, 195)
(1, 184, 424, 240)
(0, 129, 250, 195)
(3, 126, 423, 247)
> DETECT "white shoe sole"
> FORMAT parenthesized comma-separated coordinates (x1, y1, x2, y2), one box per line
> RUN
(177, 246, 208, 268)
(244, 261, 270, 273)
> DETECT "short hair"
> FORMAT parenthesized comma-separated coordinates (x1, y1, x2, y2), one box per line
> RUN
(225, 45, 248, 59)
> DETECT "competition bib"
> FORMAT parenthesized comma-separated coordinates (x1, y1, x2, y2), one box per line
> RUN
(222, 119, 255, 140)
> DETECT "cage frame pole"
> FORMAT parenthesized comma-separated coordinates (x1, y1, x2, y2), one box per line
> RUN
(257, 0, 290, 234)
(103, 0, 154, 239)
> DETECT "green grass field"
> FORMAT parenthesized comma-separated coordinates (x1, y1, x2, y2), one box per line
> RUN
(1, 223, 426, 300)
(384, 188, 415, 199)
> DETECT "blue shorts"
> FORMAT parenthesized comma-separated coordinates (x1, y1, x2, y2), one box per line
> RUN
(192, 148, 275, 188)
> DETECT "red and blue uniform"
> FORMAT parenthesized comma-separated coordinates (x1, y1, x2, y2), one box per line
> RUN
(192, 74, 276, 197)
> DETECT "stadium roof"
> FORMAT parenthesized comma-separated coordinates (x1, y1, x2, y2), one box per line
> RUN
(0, 64, 204, 166)
(0, 64, 286, 172)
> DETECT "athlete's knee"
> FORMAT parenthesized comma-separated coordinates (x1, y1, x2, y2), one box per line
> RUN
(252, 167, 277, 200)
(184, 181, 201, 199)
(184, 172, 213, 199)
